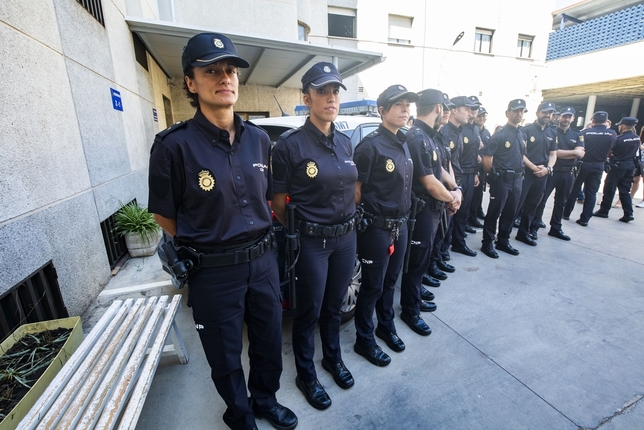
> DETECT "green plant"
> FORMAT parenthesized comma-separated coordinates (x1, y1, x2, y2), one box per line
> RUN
(114, 202, 160, 240)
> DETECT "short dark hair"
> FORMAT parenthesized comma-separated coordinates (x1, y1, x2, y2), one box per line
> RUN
(417, 103, 438, 117)
(183, 65, 199, 108)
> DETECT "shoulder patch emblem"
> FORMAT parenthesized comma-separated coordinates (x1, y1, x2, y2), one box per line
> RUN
(530, 136, 535, 142)
(385, 159, 395, 172)
(198, 170, 215, 191)
(463, 137, 469, 144)
(505, 141, 511, 148)
(306, 161, 318, 178)
(450, 141, 455, 149)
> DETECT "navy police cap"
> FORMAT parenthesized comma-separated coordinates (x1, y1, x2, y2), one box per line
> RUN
(507, 99, 528, 112)
(592, 111, 608, 122)
(477, 107, 488, 116)
(467, 95, 481, 108)
(377, 85, 420, 107)
(301, 62, 346, 91)
(451, 96, 479, 108)
(417, 89, 445, 106)
(538, 101, 556, 112)
(182, 33, 249, 73)
(560, 107, 576, 116)
(616, 117, 638, 126)
(442, 93, 456, 110)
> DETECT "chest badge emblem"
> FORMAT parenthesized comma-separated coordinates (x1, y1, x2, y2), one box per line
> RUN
(198, 170, 215, 191)
(505, 141, 511, 148)
(463, 137, 469, 144)
(433, 151, 437, 161)
(579, 135, 584, 142)
(385, 159, 395, 172)
(449, 141, 455, 149)
(530, 136, 535, 142)
(306, 161, 318, 178)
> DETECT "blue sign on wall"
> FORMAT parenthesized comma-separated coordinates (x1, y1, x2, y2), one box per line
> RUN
(111, 88, 123, 111)
(153, 108, 158, 122)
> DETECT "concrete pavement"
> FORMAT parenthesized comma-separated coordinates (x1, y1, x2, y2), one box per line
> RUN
(82, 200, 644, 430)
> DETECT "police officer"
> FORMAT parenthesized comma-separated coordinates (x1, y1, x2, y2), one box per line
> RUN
(271, 63, 357, 411)
(481, 99, 527, 258)
(563, 111, 617, 226)
(148, 33, 297, 430)
(514, 102, 558, 246)
(451, 96, 483, 257)
(593, 117, 641, 222)
(353, 85, 416, 365)
(532, 107, 584, 241)
(469, 107, 490, 227)
(401, 89, 462, 336)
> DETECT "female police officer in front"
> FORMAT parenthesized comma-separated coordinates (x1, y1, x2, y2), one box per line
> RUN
(271, 63, 358, 410)
(147, 33, 297, 430)
(352, 85, 416, 365)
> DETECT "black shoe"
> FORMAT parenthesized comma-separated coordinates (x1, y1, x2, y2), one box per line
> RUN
(548, 228, 570, 241)
(400, 313, 432, 336)
(375, 327, 406, 352)
(563, 215, 570, 220)
(481, 243, 499, 259)
(477, 210, 486, 220)
(619, 215, 634, 223)
(419, 300, 437, 312)
(529, 229, 538, 240)
(576, 219, 588, 226)
(496, 241, 520, 255)
(469, 219, 484, 229)
(537, 221, 546, 229)
(254, 403, 298, 430)
(440, 250, 451, 261)
(321, 359, 354, 389)
(592, 211, 609, 218)
(422, 273, 440, 288)
(452, 245, 477, 257)
(465, 225, 477, 234)
(436, 260, 455, 273)
(295, 377, 331, 410)
(421, 286, 435, 301)
(513, 218, 520, 228)
(354, 343, 391, 367)
(515, 233, 536, 247)
(428, 262, 447, 280)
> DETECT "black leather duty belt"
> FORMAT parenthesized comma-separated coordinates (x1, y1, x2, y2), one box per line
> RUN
(370, 215, 408, 231)
(498, 170, 525, 179)
(296, 215, 357, 237)
(553, 166, 574, 172)
(461, 167, 479, 174)
(183, 230, 274, 268)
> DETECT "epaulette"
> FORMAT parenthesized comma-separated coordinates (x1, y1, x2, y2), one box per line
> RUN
(280, 127, 301, 140)
(363, 130, 379, 140)
(244, 120, 262, 131)
(156, 121, 188, 139)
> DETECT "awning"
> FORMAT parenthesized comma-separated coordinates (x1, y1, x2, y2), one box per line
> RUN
(542, 75, 644, 105)
(125, 17, 386, 88)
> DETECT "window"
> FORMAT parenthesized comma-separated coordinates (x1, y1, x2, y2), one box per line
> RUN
(517, 35, 534, 58)
(132, 33, 149, 71)
(298, 22, 309, 41)
(328, 7, 356, 38)
(388, 15, 413, 44)
(76, 0, 104, 26)
(474, 28, 494, 53)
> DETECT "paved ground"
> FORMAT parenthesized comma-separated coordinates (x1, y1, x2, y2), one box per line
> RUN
(83, 198, 644, 430)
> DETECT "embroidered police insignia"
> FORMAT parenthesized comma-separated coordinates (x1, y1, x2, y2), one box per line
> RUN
(385, 159, 395, 172)
(323, 66, 331, 73)
(198, 170, 215, 191)
(433, 151, 437, 161)
(213, 38, 224, 49)
(463, 137, 469, 144)
(530, 136, 535, 142)
(306, 161, 318, 178)
(450, 141, 455, 149)
(505, 141, 511, 148)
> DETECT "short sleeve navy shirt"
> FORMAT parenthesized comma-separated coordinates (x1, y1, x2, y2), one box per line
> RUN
(148, 110, 273, 246)
(484, 124, 526, 171)
(440, 122, 463, 178)
(461, 122, 482, 169)
(354, 125, 413, 217)
(555, 127, 584, 167)
(271, 118, 358, 224)
(581, 125, 617, 162)
(406, 120, 443, 197)
(521, 122, 558, 165)
(611, 130, 641, 162)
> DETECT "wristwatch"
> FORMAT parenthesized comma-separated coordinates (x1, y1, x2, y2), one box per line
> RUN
(546, 166, 553, 175)
(452, 186, 463, 192)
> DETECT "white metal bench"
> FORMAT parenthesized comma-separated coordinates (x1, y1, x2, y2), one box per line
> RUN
(17, 294, 188, 430)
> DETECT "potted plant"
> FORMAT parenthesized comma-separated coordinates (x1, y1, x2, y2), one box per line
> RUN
(114, 202, 162, 257)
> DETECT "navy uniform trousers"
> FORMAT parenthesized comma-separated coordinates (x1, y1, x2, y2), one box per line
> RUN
(401, 206, 440, 316)
(534, 169, 575, 231)
(355, 224, 408, 347)
(517, 171, 548, 236)
(483, 177, 522, 245)
(189, 250, 282, 430)
(563, 161, 604, 223)
(452, 172, 476, 248)
(598, 164, 635, 217)
(469, 175, 485, 223)
(292, 231, 356, 382)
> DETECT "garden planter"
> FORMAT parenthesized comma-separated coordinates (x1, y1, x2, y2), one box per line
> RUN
(0, 316, 83, 429)
(124, 230, 161, 257)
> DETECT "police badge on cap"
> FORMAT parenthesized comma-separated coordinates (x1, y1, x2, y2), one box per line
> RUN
(182, 33, 250, 72)
(301, 62, 346, 91)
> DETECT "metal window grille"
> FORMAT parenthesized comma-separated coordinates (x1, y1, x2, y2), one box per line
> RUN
(100, 199, 135, 268)
(0, 262, 69, 341)
(76, 0, 105, 26)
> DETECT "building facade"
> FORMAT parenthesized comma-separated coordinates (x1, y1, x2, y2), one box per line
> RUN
(0, 0, 554, 325)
